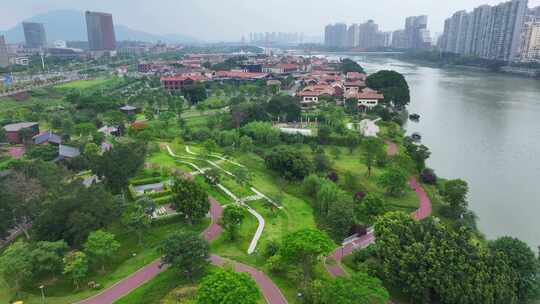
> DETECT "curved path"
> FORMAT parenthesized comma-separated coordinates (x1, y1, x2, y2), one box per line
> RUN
(169, 144, 267, 255)
(325, 141, 432, 278)
(77, 196, 286, 304)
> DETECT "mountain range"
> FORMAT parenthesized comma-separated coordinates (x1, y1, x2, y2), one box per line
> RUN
(0, 10, 199, 44)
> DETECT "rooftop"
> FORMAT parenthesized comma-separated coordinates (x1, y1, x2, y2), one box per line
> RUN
(3, 122, 38, 132)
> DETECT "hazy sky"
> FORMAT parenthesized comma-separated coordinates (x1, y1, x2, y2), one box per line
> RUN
(2, 0, 540, 41)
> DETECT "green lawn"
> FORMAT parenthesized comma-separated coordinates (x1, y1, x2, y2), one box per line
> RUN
(54, 78, 112, 90)
(0, 216, 208, 304)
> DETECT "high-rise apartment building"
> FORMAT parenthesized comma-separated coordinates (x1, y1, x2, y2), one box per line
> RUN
(347, 24, 360, 48)
(405, 15, 431, 49)
(22, 22, 47, 49)
(0, 35, 9, 68)
(392, 30, 407, 49)
(439, 0, 528, 61)
(519, 21, 540, 61)
(358, 20, 380, 49)
(85, 11, 116, 51)
(324, 23, 348, 48)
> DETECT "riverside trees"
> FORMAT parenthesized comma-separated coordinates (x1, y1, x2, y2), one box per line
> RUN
(374, 212, 523, 303)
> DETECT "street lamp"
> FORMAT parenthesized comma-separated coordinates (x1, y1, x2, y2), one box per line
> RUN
(39, 285, 45, 303)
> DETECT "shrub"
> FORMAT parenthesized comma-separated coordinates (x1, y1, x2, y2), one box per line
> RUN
(421, 168, 437, 185)
(327, 171, 339, 182)
(354, 191, 366, 202)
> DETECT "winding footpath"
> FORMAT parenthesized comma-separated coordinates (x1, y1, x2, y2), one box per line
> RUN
(325, 141, 432, 278)
(77, 197, 286, 304)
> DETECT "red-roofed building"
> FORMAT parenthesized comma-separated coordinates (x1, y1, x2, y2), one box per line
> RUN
(214, 70, 268, 80)
(344, 80, 367, 92)
(345, 88, 384, 110)
(160, 74, 208, 91)
(346, 72, 367, 81)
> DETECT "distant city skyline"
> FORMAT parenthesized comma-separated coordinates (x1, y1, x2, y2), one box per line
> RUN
(1, 0, 540, 41)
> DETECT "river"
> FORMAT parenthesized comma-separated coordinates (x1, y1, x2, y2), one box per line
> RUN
(336, 54, 540, 248)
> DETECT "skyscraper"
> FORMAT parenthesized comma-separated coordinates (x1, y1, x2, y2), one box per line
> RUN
(85, 11, 116, 51)
(405, 15, 431, 49)
(519, 21, 540, 61)
(0, 35, 9, 68)
(347, 24, 360, 48)
(440, 0, 528, 61)
(358, 20, 380, 49)
(22, 22, 47, 49)
(324, 23, 348, 48)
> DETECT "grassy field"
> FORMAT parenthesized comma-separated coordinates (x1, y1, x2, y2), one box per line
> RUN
(0, 216, 208, 304)
(54, 78, 113, 90)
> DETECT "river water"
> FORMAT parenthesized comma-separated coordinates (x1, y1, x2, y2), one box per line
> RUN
(341, 54, 540, 248)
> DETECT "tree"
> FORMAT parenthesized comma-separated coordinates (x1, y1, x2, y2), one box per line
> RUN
(441, 179, 469, 219)
(366, 70, 410, 108)
(363, 138, 384, 177)
(222, 205, 245, 240)
(230, 102, 251, 129)
(315, 180, 342, 216)
(264, 145, 313, 180)
(317, 124, 332, 144)
(122, 203, 152, 244)
(196, 268, 261, 304)
(94, 142, 147, 194)
(171, 178, 210, 225)
(239, 135, 253, 152)
(404, 141, 431, 172)
(0, 241, 33, 290)
(0, 171, 45, 239)
(0, 127, 6, 142)
(302, 174, 325, 197)
(314, 150, 332, 173)
(135, 196, 158, 216)
(203, 139, 218, 155)
(344, 98, 359, 114)
(30, 240, 69, 279)
(489, 236, 540, 301)
(159, 231, 209, 280)
(63, 251, 89, 290)
(319, 272, 389, 304)
(377, 167, 408, 197)
(204, 168, 221, 185)
(266, 95, 301, 122)
(326, 199, 355, 240)
(343, 171, 359, 192)
(279, 229, 333, 285)
(83, 230, 120, 272)
(357, 193, 386, 223)
(329, 146, 341, 160)
(374, 212, 519, 303)
(33, 183, 118, 246)
(231, 166, 251, 186)
(341, 58, 365, 73)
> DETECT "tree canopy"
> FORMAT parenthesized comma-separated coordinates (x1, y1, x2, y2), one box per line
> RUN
(374, 212, 520, 303)
(196, 268, 261, 304)
(319, 272, 389, 304)
(159, 231, 209, 280)
(264, 145, 313, 180)
(366, 70, 410, 107)
(171, 178, 210, 225)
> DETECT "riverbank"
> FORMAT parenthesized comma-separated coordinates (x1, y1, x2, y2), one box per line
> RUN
(398, 56, 540, 78)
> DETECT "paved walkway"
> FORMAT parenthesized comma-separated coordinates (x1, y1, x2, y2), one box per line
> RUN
(77, 195, 287, 304)
(77, 198, 223, 304)
(325, 141, 431, 278)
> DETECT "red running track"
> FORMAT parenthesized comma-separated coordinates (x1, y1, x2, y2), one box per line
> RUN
(325, 141, 432, 278)
(77, 197, 287, 304)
